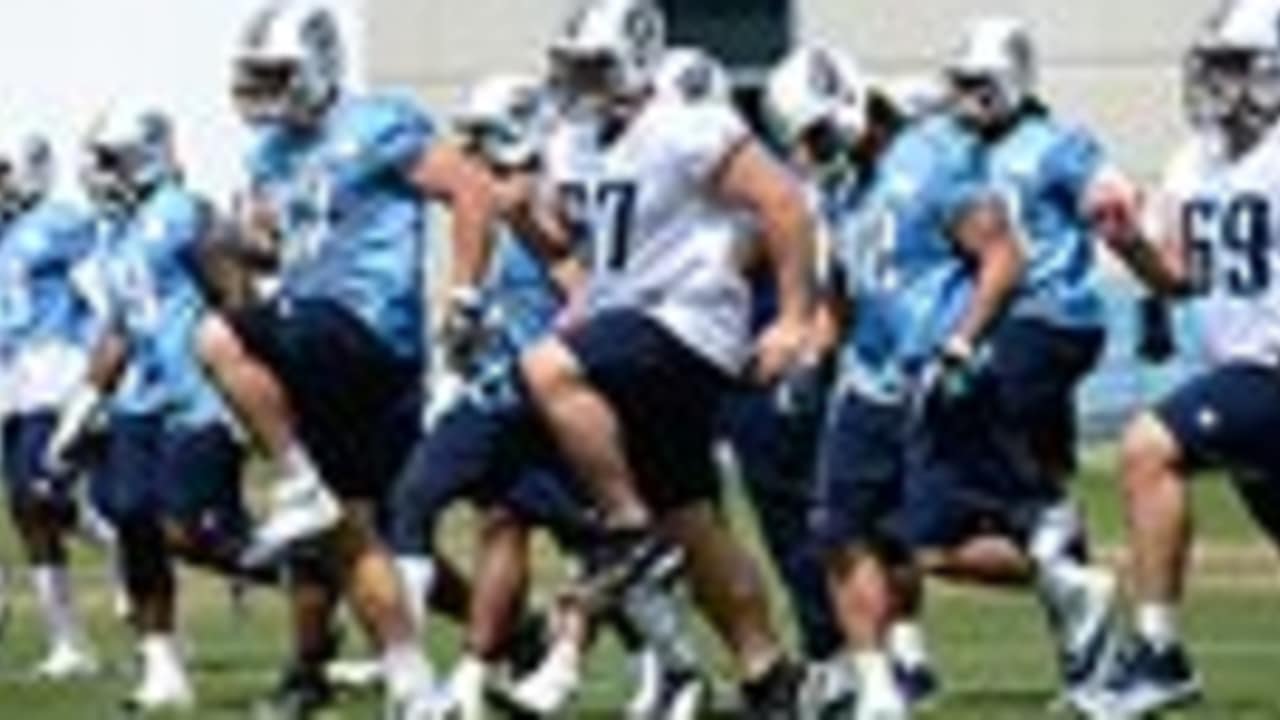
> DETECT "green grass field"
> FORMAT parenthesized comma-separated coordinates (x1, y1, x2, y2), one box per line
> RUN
(0, 449, 1277, 718)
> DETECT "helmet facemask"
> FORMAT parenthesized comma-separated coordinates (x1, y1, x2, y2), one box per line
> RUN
(1185, 45, 1280, 150)
(0, 138, 50, 220)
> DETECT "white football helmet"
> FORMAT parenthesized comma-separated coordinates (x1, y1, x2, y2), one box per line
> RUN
(653, 46, 732, 103)
(764, 45, 869, 150)
(81, 103, 177, 213)
(947, 16, 1037, 125)
(454, 73, 551, 169)
(233, 0, 344, 126)
(1185, 0, 1280, 138)
(0, 132, 52, 217)
(550, 0, 666, 113)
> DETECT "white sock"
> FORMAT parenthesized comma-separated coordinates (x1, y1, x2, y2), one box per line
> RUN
(888, 621, 931, 670)
(141, 634, 186, 682)
(1136, 603, 1179, 651)
(383, 641, 434, 699)
(853, 651, 899, 701)
(395, 555, 436, 634)
(543, 633, 583, 677)
(31, 565, 82, 652)
(278, 441, 322, 486)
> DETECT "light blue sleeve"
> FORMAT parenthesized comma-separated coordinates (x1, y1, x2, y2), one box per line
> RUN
(1045, 125, 1105, 206)
(342, 95, 435, 183)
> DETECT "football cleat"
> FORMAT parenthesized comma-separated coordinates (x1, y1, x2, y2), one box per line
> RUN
(256, 666, 335, 720)
(627, 656, 710, 720)
(1054, 567, 1124, 710)
(33, 643, 99, 681)
(123, 661, 195, 713)
(798, 659, 857, 720)
(893, 661, 939, 708)
(1093, 639, 1202, 719)
(505, 640, 581, 716)
(240, 476, 342, 569)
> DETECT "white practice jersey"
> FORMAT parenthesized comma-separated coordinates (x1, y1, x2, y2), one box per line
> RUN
(545, 95, 754, 374)
(1162, 126, 1280, 367)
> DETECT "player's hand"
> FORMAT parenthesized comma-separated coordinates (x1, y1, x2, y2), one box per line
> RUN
(44, 385, 104, 477)
(773, 356, 830, 418)
(914, 336, 981, 419)
(440, 285, 490, 372)
(752, 315, 811, 386)
(1088, 173, 1144, 250)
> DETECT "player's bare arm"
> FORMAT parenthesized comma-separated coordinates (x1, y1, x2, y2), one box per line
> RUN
(410, 139, 501, 291)
(948, 196, 1025, 350)
(715, 138, 817, 383)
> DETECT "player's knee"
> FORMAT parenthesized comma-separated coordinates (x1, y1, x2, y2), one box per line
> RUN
(519, 338, 577, 403)
(1121, 413, 1180, 488)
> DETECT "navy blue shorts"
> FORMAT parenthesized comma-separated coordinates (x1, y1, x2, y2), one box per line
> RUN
(905, 374, 1062, 550)
(2, 412, 74, 508)
(388, 399, 594, 555)
(91, 416, 166, 525)
(559, 310, 728, 511)
(158, 424, 249, 540)
(812, 392, 910, 553)
(987, 318, 1105, 472)
(227, 299, 420, 499)
(1155, 363, 1280, 475)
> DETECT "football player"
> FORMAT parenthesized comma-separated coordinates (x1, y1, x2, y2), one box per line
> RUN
(518, 0, 816, 715)
(1086, 0, 1280, 715)
(941, 16, 1141, 706)
(194, 0, 499, 715)
(44, 104, 258, 710)
(765, 45, 1027, 720)
(0, 132, 100, 680)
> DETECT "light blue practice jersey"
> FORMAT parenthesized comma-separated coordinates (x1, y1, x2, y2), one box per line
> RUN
(978, 112, 1105, 329)
(101, 183, 227, 428)
(0, 201, 95, 360)
(248, 93, 434, 361)
(826, 117, 988, 402)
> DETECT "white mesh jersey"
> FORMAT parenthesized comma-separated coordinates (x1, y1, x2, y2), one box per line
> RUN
(1161, 126, 1280, 367)
(544, 95, 754, 374)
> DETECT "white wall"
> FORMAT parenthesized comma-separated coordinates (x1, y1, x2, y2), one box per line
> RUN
(0, 0, 364, 204)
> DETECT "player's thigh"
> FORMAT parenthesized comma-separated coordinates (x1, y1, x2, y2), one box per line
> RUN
(158, 423, 248, 538)
(564, 309, 730, 511)
(94, 416, 166, 524)
(811, 393, 908, 555)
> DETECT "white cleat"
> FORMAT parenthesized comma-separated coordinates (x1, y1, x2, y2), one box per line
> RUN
(1055, 568, 1123, 712)
(33, 644, 99, 681)
(507, 641, 581, 716)
(326, 657, 385, 690)
(125, 666, 196, 713)
(241, 477, 342, 568)
(855, 689, 908, 720)
(386, 682, 451, 720)
(800, 659, 858, 720)
(448, 658, 489, 720)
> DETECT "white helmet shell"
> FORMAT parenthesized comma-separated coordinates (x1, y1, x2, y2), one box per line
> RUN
(551, 0, 666, 105)
(0, 132, 52, 215)
(653, 46, 732, 103)
(235, 0, 345, 124)
(455, 73, 551, 169)
(81, 102, 177, 212)
(948, 16, 1037, 112)
(764, 45, 868, 147)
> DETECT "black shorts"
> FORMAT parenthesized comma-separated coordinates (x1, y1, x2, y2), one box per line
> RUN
(560, 310, 730, 512)
(987, 318, 1105, 472)
(227, 299, 421, 499)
